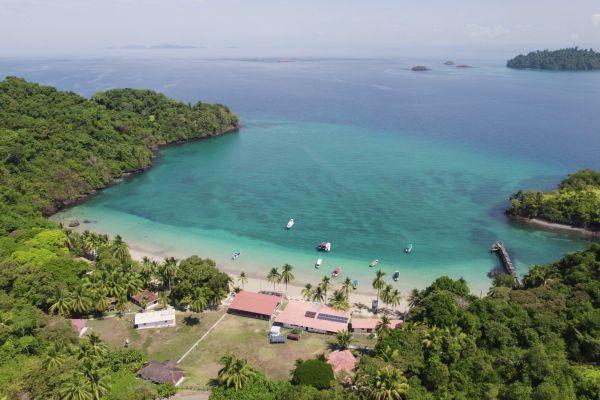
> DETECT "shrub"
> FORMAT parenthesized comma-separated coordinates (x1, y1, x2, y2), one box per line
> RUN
(291, 359, 334, 390)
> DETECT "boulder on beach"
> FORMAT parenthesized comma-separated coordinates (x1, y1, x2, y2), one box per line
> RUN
(411, 66, 431, 72)
(68, 219, 80, 227)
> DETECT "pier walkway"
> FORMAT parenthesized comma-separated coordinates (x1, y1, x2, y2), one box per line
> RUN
(491, 241, 521, 287)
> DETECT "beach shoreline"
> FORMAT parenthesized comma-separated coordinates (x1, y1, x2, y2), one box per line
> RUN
(129, 246, 409, 314)
(509, 216, 600, 239)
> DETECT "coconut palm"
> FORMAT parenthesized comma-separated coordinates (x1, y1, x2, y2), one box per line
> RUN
(238, 271, 248, 289)
(115, 294, 127, 316)
(190, 289, 208, 313)
(376, 315, 391, 338)
(123, 272, 143, 299)
(372, 270, 386, 312)
(87, 333, 108, 358)
(49, 288, 73, 317)
(139, 256, 155, 285)
(280, 264, 295, 297)
(421, 326, 442, 351)
(407, 288, 421, 309)
(45, 343, 66, 370)
(312, 285, 325, 303)
(218, 354, 255, 391)
(60, 375, 93, 400)
(266, 268, 281, 291)
(381, 284, 393, 310)
(158, 291, 170, 309)
(341, 277, 354, 299)
(389, 289, 401, 309)
(334, 329, 354, 350)
(71, 286, 93, 315)
(111, 234, 130, 263)
(319, 276, 332, 300)
(160, 257, 178, 292)
(369, 366, 409, 400)
(329, 289, 350, 311)
(377, 345, 400, 362)
(301, 283, 314, 301)
(84, 368, 108, 400)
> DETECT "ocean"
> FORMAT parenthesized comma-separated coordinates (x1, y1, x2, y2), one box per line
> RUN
(3, 56, 599, 295)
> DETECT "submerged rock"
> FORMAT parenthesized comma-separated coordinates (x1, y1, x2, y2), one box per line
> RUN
(411, 66, 431, 72)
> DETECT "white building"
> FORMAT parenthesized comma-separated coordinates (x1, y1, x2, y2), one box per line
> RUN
(134, 308, 176, 330)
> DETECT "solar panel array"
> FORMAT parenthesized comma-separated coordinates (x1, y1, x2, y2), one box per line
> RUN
(317, 313, 349, 324)
(270, 335, 286, 344)
(304, 311, 316, 318)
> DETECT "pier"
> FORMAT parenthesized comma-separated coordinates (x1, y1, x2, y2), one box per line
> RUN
(491, 241, 521, 287)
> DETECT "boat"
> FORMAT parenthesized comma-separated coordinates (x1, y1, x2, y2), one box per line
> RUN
(352, 279, 359, 289)
(231, 252, 241, 260)
(393, 271, 400, 282)
(315, 258, 322, 269)
(317, 241, 331, 252)
(369, 259, 379, 267)
(286, 218, 295, 229)
(404, 244, 413, 254)
(332, 266, 341, 277)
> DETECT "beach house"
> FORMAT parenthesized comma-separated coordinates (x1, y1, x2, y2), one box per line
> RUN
(227, 290, 282, 319)
(134, 308, 176, 330)
(273, 300, 351, 334)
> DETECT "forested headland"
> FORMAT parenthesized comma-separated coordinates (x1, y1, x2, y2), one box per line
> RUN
(507, 169, 600, 232)
(506, 48, 600, 70)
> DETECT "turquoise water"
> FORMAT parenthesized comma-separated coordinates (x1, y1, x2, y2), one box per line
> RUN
(3, 57, 597, 294)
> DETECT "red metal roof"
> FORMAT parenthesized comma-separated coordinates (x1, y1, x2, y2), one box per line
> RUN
(70, 319, 87, 333)
(132, 290, 159, 304)
(274, 300, 351, 333)
(228, 291, 282, 317)
(327, 350, 357, 373)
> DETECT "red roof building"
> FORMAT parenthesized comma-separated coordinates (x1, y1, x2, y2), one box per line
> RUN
(70, 319, 88, 337)
(327, 350, 357, 374)
(228, 291, 282, 319)
(137, 360, 185, 386)
(274, 300, 351, 334)
(132, 290, 159, 309)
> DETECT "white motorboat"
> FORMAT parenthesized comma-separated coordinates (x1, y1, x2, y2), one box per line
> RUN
(317, 241, 331, 252)
(286, 218, 295, 229)
(315, 258, 322, 268)
(393, 271, 400, 281)
(370, 259, 379, 267)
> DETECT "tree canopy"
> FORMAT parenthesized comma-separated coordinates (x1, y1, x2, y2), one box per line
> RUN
(507, 48, 600, 70)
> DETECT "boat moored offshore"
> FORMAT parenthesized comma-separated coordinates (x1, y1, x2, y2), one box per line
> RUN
(369, 259, 379, 267)
(315, 258, 322, 268)
(286, 218, 295, 229)
(332, 266, 341, 277)
(404, 244, 413, 254)
(317, 241, 331, 252)
(352, 279, 359, 289)
(393, 271, 400, 281)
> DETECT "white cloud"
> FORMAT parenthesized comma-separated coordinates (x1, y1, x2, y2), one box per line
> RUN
(464, 24, 510, 38)
(592, 13, 600, 27)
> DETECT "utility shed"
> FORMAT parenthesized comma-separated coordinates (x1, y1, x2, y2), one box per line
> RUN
(134, 308, 176, 330)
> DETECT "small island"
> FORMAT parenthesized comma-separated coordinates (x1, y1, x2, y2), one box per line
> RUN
(444, 60, 455, 65)
(506, 169, 600, 234)
(507, 47, 600, 71)
(411, 65, 431, 72)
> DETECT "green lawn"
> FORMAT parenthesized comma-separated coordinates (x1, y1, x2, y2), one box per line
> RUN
(179, 314, 336, 386)
(87, 308, 226, 362)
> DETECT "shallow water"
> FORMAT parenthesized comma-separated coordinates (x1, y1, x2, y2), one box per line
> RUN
(3, 56, 597, 294)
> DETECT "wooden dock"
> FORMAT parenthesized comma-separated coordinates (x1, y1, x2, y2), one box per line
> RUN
(491, 241, 521, 287)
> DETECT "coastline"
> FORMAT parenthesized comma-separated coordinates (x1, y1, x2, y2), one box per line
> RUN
(509, 215, 600, 239)
(47, 124, 241, 216)
(128, 246, 409, 315)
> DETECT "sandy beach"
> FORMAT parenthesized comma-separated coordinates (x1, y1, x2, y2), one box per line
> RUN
(129, 246, 409, 315)
(512, 216, 600, 239)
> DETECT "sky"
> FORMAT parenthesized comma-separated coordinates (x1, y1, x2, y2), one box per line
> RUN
(1, 0, 600, 57)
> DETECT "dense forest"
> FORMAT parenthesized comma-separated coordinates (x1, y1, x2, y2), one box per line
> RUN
(506, 48, 600, 70)
(210, 245, 600, 399)
(507, 169, 600, 231)
(0, 78, 237, 399)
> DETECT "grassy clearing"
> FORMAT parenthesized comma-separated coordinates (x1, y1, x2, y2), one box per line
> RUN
(87, 307, 227, 362)
(179, 314, 337, 386)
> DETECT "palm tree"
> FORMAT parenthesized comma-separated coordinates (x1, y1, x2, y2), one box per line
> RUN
(161, 257, 178, 292)
(301, 283, 314, 301)
(381, 284, 393, 311)
(49, 288, 73, 317)
(389, 289, 401, 309)
(115, 294, 127, 316)
(60, 375, 94, 400)
(341, 277, 354, 299)
(84, 368, 108, 400)
(111, 234, 130, 263)
(139, 256, 155, 285)
(218, 354, 255, 391)
(369, 366, 409, 400)
(372, 270, 386, 312)
(123, 272, 143, 298)
(407, 288, 421, 309)
(71, 286, 92, 315)
(238, 272, 248, 289)
(312, 285, 325, 303)
(376, 315, 391, 338)
(280, 264, 295, 297)
(334, 330, 354, 350)
(319, 276, 332, 300)
(82, 231, 98, 260)
(45, 343, 66, 370)
(328, 289, 350, 311)
(190, 289, 208, 313)
(92, 288, 110, 313)
(421, 326, 442, 351)
(158, 291, 170, 309)
(266, 268, 281, 291)
(377, 345, 399, 362)
(87, 333, 108, 358)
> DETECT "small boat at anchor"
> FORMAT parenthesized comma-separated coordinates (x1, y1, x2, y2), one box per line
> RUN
(352, 279, 359, 289)
(369, 259, 379, 267)
(317, 241, 331, 252)
(315, 258, 322, 269)
(404, 244, 413, 254)
(231, 252, 241, 260)
(393, 271, 400, 281)
(332, 266, 341, 277)
(286, 218, 295, 229)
